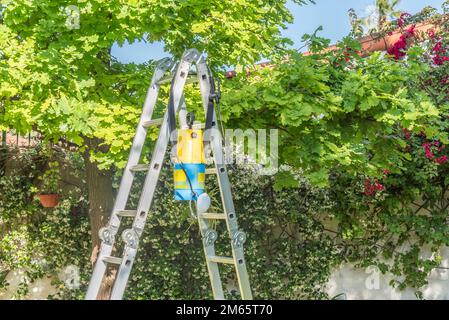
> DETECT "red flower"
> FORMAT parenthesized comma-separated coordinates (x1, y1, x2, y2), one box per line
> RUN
(397, 13, 411, 28)
(387, 25, 416, 60)
(374, 181, 385, 191)
(437, 155, 448, 165)
(383, 169, 391, 175)
(364, 179, 385, 197)
(405, 25, 416, 36)
(403, 128, 411, 140)
(431, 40, 449, 66)
(422, 142, 434, 160)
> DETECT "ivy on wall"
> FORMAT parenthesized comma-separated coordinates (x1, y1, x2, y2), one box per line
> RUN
(2, 144, 449, 299)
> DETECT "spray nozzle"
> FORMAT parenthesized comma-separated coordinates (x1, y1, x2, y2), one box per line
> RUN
(187, 112, 195, 129)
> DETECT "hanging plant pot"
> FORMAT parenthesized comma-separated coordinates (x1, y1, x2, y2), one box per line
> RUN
(38, 194, 61, 208)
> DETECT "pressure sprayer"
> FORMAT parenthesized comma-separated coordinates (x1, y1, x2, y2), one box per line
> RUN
(167, 65, 223, 216)
(174, 115, 205, 200)
(172, 113, 211, 215)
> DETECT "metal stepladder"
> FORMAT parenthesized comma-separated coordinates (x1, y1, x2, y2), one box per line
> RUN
(85, 49, 252, 300)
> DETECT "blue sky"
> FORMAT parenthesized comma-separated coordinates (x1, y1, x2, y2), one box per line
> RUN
(111, 0, 446, 64)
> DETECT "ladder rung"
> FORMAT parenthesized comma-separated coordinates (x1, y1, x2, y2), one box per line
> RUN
(142, 118, 164, 128)
(208, 256, 235, 265)
(130, 164, 149, 172)
(200, 213, 226, 220)
(205, 168, 217, 175)
(117, 210, 137, 218)
(192, 122, 205, 129)
(103, 256, 123, 265)
(157, 72, 198, 85)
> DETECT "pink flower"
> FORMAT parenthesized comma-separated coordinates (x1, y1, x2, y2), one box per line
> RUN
(403, 128, 412, 140)
(431, 41, 449, 65)
(387, 26, 416, 60)
(422, 142, 434, 160)
(364, 179, 385, 196)
(437, 156, 448, 165)
(374, 182, 385, 191)
(405, 25, 416, 36)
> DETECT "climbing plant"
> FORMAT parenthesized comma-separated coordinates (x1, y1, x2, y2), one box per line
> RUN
(0, 146, 91, 299)
(221, 40, 443, 187)
(0, 148, 342, 300)
(218, 2, 449, 297)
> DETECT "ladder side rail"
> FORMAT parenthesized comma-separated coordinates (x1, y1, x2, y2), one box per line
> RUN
(85, 58, 173, 300)
(111, 59, 174, 229)
(192, 60, 226, 299)
(197, 60, 253, 300)
(110, 51, 200, 300)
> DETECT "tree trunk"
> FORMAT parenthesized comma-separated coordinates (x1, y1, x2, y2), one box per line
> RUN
(0, 131, 7, 175)
(83, 137, 116, 300)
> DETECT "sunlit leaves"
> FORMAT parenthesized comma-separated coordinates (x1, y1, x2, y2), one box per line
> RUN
(0, 0, 310, 169)
(221, 44, 443, 186)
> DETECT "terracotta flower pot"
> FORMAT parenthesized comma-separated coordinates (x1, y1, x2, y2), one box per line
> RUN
(38, 194, 61, 208)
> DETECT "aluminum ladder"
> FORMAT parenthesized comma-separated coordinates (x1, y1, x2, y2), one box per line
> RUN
(85, 49, 252, 300)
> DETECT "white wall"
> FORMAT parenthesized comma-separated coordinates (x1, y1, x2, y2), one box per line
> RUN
(0, 269, 57, 300)
(2, 250, 449, 300)
(327, 247, 449, 300)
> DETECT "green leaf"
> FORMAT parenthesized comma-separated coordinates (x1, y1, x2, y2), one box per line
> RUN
(273, 171, 299, 191)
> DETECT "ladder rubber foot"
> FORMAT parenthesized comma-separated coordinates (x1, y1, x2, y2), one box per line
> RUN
(130, 164, 150, 172)
(208, 256, 235, 264)
(103, 256, 123, 265)
(200, 213, 226, 220)
(142, 118, 164, 128)
(117, 210, 137, 218)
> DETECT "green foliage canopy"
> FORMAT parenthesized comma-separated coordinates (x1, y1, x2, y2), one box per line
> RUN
(0, 0, 311, 167)
(221, 38, 447, 187)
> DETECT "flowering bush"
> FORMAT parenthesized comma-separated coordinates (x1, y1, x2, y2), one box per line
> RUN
(387, 25, 416, 60)
(220, 3, 449, 297)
